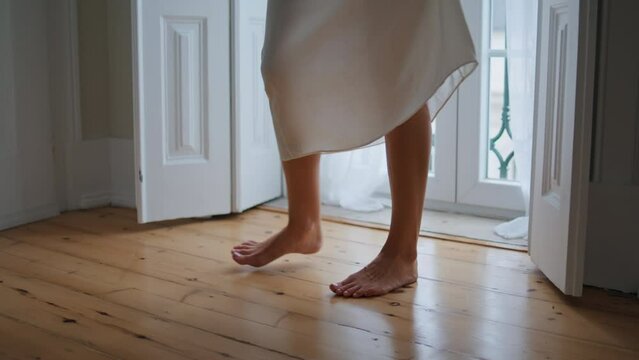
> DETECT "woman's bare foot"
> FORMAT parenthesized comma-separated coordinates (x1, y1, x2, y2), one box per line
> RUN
(329, 247, 417, 298)
(231, 223, 322, 267)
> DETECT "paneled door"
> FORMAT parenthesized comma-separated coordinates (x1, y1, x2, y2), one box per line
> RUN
(528, 0, 596, 296)
(133, 0, 231, 222)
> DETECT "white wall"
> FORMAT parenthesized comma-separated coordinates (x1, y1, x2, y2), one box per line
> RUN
(50, 0, 135, 210)
(584, 0, 639, 294)
(0, 0, 135, 231)
(0, 0, 59, 230)
(77, 0, 133, 140)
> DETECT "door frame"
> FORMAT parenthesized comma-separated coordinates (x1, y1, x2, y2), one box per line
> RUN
(131, 0, 144, 220)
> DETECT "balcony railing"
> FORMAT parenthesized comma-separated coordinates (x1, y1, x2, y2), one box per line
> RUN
(489, 56, 514, 180)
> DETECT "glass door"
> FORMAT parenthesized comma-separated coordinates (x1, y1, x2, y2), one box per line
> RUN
(457, 0, 525, 212)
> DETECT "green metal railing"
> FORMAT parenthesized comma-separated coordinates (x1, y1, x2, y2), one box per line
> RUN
(489, 57, 514, 180)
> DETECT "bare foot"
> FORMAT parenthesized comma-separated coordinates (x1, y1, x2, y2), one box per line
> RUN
(329, 250, 417, 298)
(231, 224, 322, 267)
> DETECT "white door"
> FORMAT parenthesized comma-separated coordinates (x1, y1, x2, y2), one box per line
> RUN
(133, 0, 231, 223)
(232, 0, 282, 212)
(528, 0, 596, 296)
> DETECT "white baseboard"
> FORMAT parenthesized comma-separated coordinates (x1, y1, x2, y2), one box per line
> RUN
(0, 203, 59, 231)
(110, 192, 136, 208)
(78, 191, 135, 209)
(65, 138, 110, 208)
(78, 191, 111, 209)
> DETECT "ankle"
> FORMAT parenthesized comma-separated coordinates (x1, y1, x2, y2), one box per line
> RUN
(380, 240, 418, 262)
(380, 249, 418, 263)
(287, 218, 321, 235)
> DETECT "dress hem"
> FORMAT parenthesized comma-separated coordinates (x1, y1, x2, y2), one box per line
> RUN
(279, 59, 479, 162)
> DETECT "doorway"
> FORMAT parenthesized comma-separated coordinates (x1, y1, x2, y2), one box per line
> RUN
(266, 0, 537, 250)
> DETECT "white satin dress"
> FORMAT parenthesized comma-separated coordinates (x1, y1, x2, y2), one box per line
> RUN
(261, 0, 478, 161)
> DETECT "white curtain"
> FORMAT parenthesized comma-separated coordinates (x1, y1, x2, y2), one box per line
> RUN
(319, 144, 388, 212)
(494, 0, 538, 239)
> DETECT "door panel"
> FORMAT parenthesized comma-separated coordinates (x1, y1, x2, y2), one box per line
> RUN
(133, 0, 231, 222)
(232, 0, 282, 212)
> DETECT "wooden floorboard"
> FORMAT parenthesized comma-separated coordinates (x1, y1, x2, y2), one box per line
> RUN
(0, 207, 637, 360)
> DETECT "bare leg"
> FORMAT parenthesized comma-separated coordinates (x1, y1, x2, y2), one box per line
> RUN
(231, 154, 322, 267)
(330, 104, 431, 297)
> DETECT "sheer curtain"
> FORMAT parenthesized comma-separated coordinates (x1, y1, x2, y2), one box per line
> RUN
(319, 144, 388, 212)
(494, 0, 538, 239)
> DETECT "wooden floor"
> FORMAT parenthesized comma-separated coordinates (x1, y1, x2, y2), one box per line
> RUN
(0, 208, 637, 360)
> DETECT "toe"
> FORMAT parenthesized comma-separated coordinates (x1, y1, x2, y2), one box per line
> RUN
(334, 283, 352, 296)
(330, 279, 347, 293)
(339, 280, 360, 294)
(342, 285, 361, 297)
(334, 284, 347, 296)
(329, 283, 341, 293)
(352, 288, 366, 297)
(338, 282, 357, 295)
(234, 248, 254, 255)
(232, 245, 252, 252)
(231, 252, 246, 265)
(330, 274, 361, 295)
(233, 244, 253, 249)
(231, 247, 249, 254)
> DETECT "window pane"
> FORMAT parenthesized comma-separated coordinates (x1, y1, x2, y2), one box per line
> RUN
(486, 56, 516, 181)
(491, 0, 506, 50)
